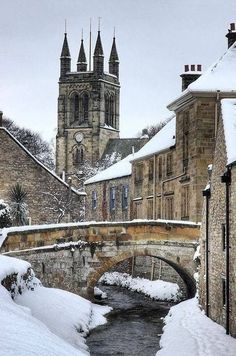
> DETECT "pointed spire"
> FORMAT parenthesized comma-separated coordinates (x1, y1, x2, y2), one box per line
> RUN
(109, 37, 119, 62)
(77, 39, 87, 72)
(60, 33, 71, 58)
(93, 31, 104, 75)
(94, 31, 104, 56)
(60, 33, 71, 77)
(109, 36, 119, 78)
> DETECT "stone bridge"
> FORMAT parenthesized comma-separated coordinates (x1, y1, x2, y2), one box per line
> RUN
(1, 220, 200, 299)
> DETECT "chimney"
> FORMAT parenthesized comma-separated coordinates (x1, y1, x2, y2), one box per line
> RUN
(226, 23, 236, 48)
(0, 111, 3, 127)
(180, 64, 202, 91)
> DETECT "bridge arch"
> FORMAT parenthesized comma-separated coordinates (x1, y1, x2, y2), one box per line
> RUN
(86, 248, 196, 300)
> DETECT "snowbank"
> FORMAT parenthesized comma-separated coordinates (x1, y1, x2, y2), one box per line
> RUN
(15, 286, 110, 353)
(0, 284, 84, 356)
(156, 297, 236, 356)
(100, 272, 181, 301)
(0, 255, 111, 355)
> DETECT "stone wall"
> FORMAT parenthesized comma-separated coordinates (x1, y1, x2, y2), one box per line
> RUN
(199, 114, 236, 336)
(0, 128, 84, 225)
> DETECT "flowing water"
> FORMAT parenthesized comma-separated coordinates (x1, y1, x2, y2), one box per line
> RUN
(87, 285, 173, 356)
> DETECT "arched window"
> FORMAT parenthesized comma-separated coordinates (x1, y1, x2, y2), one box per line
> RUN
(105, 94, 109, 125)
(109, 95, 114, 127)
(78, 93, 89, 125)
(73, 146, 84, 165)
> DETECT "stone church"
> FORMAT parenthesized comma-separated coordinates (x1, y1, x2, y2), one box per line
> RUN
(56, 31, 145, 187)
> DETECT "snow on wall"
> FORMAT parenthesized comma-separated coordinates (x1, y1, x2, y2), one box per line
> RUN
(221, 98, 236, 165)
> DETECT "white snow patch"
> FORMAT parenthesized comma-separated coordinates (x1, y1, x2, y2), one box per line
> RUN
(100, 272, 181, 301)
(131, 117, 176, 161)
(156, 297, 236, 356)
(84, 153, 132, 184)
(15, 285, 110, 353)
(0, 284, 84, 356)
(221, 98, 236, 165)
(0, 254, 31, 282)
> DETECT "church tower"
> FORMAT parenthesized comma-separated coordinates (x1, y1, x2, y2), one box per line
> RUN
(56, 30, 120, 185)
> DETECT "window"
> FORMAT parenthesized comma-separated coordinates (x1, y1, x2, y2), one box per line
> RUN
(157, 197, 161, 219)
(147, 199, 153, 219)
(122, 185, 128, 210)
(149, 159, 154, 181)
(135, 163, 143, 183)
(82, 93, 89, 121)
(92, 191, 97, 210)
(166, 153, 173, 176)
(105, 93, 115, 127)
(73, 146, 84, 164)
(74, 94, 79, 121)
(165, 196, 174, 220)
(181, 185, 189, 220)
(222, 223, 226, 251)
(158, 156, 162, 180)
(110, 187, 116, 211)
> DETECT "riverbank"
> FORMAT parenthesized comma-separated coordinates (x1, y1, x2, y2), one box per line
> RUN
(156, 297, 236, 356)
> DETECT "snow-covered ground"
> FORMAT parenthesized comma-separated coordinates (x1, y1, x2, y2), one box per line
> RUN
(100, 272, 181, 301)
(0, 255, 110, 356)
(156, 297, 236, 356)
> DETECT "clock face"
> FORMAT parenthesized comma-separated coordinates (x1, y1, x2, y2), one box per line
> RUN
(75, 132, 84, 143)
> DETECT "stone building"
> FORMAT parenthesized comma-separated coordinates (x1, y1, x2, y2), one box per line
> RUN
(0, 118, 85, 225)
(56, 31, 120, 186)
(84, 154, 132, 221)
(130, 25, 236, 223)
(200, 98, 236, 337)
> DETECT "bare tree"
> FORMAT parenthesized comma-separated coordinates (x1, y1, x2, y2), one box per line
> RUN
(3, 117, 55, 170)
(137, 117, 173, 140)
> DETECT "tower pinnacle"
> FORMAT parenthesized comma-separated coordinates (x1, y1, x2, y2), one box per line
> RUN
(93, 31, 104, 75)
(60, 33, 71, 77)
(77, 39, 87, 72)
(109, 36, 119, 78)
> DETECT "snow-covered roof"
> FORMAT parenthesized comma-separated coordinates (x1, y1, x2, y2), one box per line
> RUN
(168, 42, 236, 109)
(0, 127, 86, 196)
(130, 117, 176, 162)
(221, 98, 236, 165)
(84, 154, 132, 185)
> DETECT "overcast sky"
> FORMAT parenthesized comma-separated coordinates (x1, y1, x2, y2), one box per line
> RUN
(1, 0, 236, 141)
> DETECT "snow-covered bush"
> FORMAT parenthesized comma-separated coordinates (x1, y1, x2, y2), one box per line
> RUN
(0, 199, 12, 228)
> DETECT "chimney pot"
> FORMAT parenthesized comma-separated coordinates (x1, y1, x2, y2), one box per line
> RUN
(191, 64, 195, 71)
(184, 65, 189, 72)
(230, 23, 236, 31)
(197, 64, 202, 71)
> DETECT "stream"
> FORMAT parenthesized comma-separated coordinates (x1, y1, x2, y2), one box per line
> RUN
(87, 285, 174, 356)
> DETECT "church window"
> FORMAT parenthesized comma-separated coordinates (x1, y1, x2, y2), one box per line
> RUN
(110, 95, 115, 127)
(110, 187, 116, 211)
(82, 93, 89, 121)
(181, 185, 189, 220)
(92, 191, 97, 210)
(105, 94, 110, 125)
(73, 146, 84, 164)
(122, 185, 129, 210)
(74, 95, 79, 121)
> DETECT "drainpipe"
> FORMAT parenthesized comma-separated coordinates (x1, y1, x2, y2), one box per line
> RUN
(221, 167, 231, 335)
(203, 186, 211, 316)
